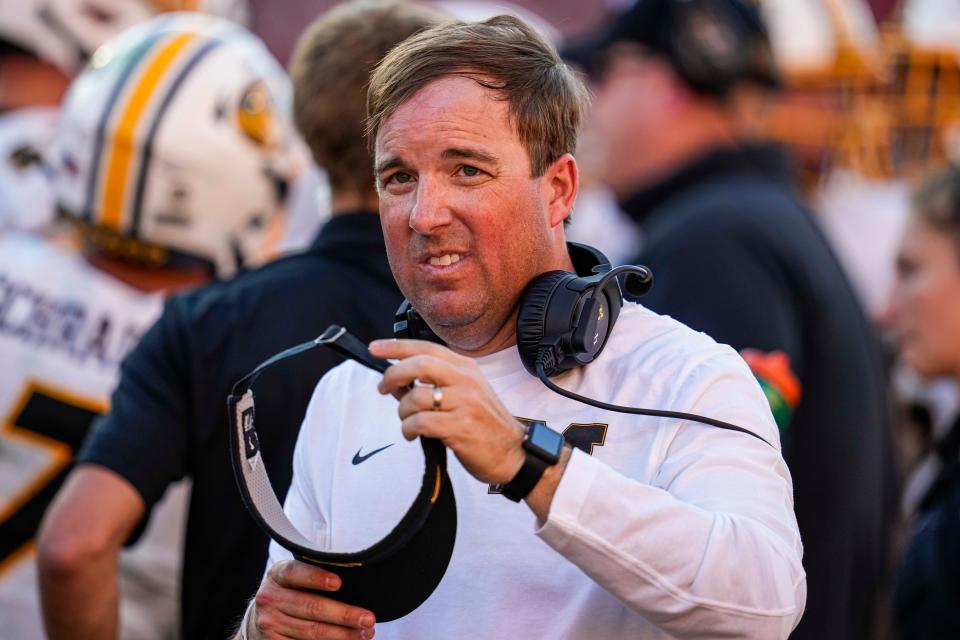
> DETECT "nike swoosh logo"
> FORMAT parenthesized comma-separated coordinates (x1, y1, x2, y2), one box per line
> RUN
(352, 443, 394, 465)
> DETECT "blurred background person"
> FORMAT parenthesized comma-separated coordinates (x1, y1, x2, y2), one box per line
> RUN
(38, 3, 443, 638)
(563, 1, 894, 639)
(884, 164, 960, 640)
(761, 8, 960, 628)
(0, 9, 299, 638)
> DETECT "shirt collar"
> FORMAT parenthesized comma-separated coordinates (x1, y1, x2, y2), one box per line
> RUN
(309, 210, 383, 253)
(618, 143, 796, 226)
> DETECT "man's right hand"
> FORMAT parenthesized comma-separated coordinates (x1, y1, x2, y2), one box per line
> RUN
(249, 560, 377, 640)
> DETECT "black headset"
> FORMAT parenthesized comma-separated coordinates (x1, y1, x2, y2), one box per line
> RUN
(395, 242, 772, 446)
(394, 242, 652, 378)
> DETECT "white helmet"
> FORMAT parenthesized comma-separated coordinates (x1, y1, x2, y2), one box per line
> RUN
(0, 0, 249, 75)
(54, 11, 300, 278)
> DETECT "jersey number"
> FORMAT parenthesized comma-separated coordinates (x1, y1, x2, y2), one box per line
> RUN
(0, 383, 103, 570)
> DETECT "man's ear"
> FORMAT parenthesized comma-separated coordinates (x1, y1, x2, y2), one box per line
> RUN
(544, 153, 578, 228)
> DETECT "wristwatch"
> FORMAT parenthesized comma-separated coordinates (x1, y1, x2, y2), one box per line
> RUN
(499, 420, 565, 502)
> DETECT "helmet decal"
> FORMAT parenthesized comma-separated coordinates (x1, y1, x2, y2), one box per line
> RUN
(237, 80, 278, 148)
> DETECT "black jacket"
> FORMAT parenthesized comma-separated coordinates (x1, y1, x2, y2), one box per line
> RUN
(896, 415, 960, 640)
(80, 212, 403, 639)
(624, 145, 896, 640)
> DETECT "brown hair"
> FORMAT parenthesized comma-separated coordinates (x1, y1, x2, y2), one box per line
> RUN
(288, 1, 445, 195)
(366, 14, 589, 177)
(913, 164, 960, 260)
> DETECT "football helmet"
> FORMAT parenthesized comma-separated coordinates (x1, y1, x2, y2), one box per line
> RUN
(54, 11, 300, 278)
(0, 0, 249, 75)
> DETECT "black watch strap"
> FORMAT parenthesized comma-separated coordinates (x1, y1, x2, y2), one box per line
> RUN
(499, 454, 550, 502)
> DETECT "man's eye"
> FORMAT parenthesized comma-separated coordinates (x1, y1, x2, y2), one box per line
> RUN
(460, 165, 480, 177)
(389, 172, 412, 184)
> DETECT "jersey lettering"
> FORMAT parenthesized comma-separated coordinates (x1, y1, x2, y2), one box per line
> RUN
(0, 273, 139, 366)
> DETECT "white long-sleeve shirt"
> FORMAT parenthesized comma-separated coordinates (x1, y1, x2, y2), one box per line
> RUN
(266, 302, 806, 638)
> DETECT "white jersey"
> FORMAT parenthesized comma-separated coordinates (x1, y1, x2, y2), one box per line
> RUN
(0, 108, 59, 235)
(0, 233, 185, 639)
(269, 303, 806, 639)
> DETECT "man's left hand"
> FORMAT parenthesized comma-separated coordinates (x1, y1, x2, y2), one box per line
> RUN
(370, 339, 525, 485)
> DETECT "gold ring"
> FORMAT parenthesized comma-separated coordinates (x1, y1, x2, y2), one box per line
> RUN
(431, 385, 443, 412)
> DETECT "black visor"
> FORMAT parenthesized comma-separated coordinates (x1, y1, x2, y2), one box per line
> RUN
(227, 326, 457, 621)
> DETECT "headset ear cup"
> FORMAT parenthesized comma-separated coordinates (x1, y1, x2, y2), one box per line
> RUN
(516, 270, 573, 376)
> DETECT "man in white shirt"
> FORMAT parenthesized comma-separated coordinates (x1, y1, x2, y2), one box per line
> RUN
(245, 14, 806, 640)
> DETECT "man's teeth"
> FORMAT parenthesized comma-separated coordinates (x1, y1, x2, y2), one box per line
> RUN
(429, 253, 461, 266)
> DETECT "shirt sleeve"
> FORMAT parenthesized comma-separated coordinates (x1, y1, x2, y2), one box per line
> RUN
(536, 352, 806, 639)
(77, 296, 193, 534)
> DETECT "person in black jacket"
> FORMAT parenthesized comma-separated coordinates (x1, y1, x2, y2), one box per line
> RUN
(886, 165, 960, 640)
(565, 1, 895, 639)
(36, 3, 445, 638)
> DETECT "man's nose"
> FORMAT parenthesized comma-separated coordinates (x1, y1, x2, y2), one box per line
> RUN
(409, 177, 453, 234)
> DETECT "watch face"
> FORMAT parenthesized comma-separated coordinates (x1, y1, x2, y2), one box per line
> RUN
(526, 421, 564, 462)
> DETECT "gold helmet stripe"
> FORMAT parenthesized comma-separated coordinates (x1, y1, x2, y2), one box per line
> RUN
(99, 31, 198, 231)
